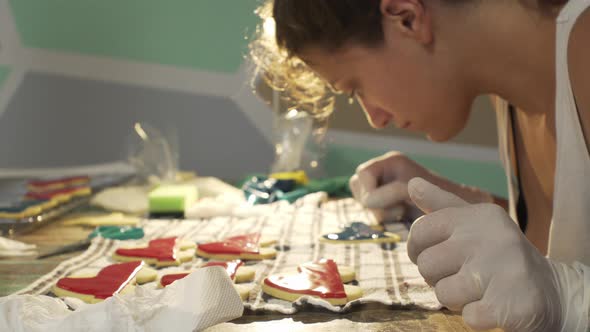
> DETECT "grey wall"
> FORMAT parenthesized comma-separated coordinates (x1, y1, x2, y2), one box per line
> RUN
(0, 72, 274, 181)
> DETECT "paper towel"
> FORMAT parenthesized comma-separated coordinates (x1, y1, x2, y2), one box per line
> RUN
(0, 266, 243, 332)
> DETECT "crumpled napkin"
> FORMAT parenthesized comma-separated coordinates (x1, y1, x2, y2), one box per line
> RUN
(185, 192, 271, 219)
(0, 237, 37, 258)
(188, 177, 242, 199)
(90, 186, 150, 215)
(0, 266, 244, 332)
(184, 177, 272, 219)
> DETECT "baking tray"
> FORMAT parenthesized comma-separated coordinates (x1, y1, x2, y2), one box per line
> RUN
(0, 173, 134, 237)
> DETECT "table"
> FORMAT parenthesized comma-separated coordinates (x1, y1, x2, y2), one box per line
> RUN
(0, 219, 501, 331)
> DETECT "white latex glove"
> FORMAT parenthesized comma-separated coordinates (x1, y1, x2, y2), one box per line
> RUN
(407, 177, 589, 332)
(349, 151, 492, 223)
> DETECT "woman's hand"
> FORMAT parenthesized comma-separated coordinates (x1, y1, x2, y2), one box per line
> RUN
(406, 177, 574, 332)
(349, 151, 492, 222)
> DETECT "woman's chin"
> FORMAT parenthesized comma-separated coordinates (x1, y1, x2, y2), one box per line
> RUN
(426, 131, 453, 143)
(425, 118, 467, 143)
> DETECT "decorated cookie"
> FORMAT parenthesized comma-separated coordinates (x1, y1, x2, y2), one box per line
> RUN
(201, 260, 256, 283)
(61, 212, 141, 227)
(262, 259, 363, 305)
(0, 200, 47, 219)
(25, 186, 91, 203)
(52, 261, 157, 303)
(112, 237, 196, 267)
(196, 233, 277, 261)
(333, 265, 356, 284)
(28, 176, 90, 193)
(158, 260, 255, 287)
(320, 222, 401, 244)
(158, 260, 256, 300)
(233, 283, 257, 301)
(135, 265, 159, 284)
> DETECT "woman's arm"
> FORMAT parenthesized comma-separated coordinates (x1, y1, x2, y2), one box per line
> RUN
(491, 195, 509, 211)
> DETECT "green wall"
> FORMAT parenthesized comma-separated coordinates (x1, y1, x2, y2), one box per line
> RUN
(0, 66, 10, 89)
(2, 1, 507, 197)
(10, 0, 260, 73)
(325, 145, 507, 197)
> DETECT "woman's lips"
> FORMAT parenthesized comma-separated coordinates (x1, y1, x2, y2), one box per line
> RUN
(393, 120, 411, 129)
(375, 116, 391, 129)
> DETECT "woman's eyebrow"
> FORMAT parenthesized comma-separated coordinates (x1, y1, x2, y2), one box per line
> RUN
(300, 57, 315, 66)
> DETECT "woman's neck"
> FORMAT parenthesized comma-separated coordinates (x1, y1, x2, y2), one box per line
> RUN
(462, 1, 564, 117)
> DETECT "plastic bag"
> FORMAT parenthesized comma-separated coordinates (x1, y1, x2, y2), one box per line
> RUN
(126, 123, 178, 184)
(270, 109, 328, 178)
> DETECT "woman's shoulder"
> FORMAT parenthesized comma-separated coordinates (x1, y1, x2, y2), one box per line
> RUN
(567, 5, 590, 146)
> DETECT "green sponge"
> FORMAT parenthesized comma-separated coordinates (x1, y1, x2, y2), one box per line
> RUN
(148, 184, 198, 215)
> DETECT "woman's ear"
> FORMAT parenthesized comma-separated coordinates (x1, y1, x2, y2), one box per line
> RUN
(380, 0, 433, 44)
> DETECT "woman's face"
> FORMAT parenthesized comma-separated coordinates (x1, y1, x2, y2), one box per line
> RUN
(299, 2, 477, 142)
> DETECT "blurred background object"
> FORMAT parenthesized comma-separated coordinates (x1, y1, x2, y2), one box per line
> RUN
(0, 0, 505, 196)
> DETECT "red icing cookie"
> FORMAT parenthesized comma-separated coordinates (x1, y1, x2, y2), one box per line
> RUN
(199, 233, 260, 255)
(113, 237, 196, 267)
(266, 259, 346, 299)
(28, 176, 90, 192)
(159, 260, 248, 288)
(53, 261, 143, 303)
(25, 185, 91, 202)
(202, 260, 243, 280)
(262, 259, 363, 305)
(116, 238, 177, 261)
(158, 260, 256, 300)
(196, 233, 277, 260)
(159, 273, 190, 288)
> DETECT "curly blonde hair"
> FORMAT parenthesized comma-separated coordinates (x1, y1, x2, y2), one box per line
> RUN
(248, 1, 337, 119)
(249, 0, 568, 119)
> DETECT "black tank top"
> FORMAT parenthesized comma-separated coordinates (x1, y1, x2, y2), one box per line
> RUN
(509, 105, 528, 233)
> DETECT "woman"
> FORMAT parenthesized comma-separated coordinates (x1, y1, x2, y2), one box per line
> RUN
(251, 0, 589, 331)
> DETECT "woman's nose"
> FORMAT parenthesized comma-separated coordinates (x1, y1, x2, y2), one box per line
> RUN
(357, 97, 391, 129)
